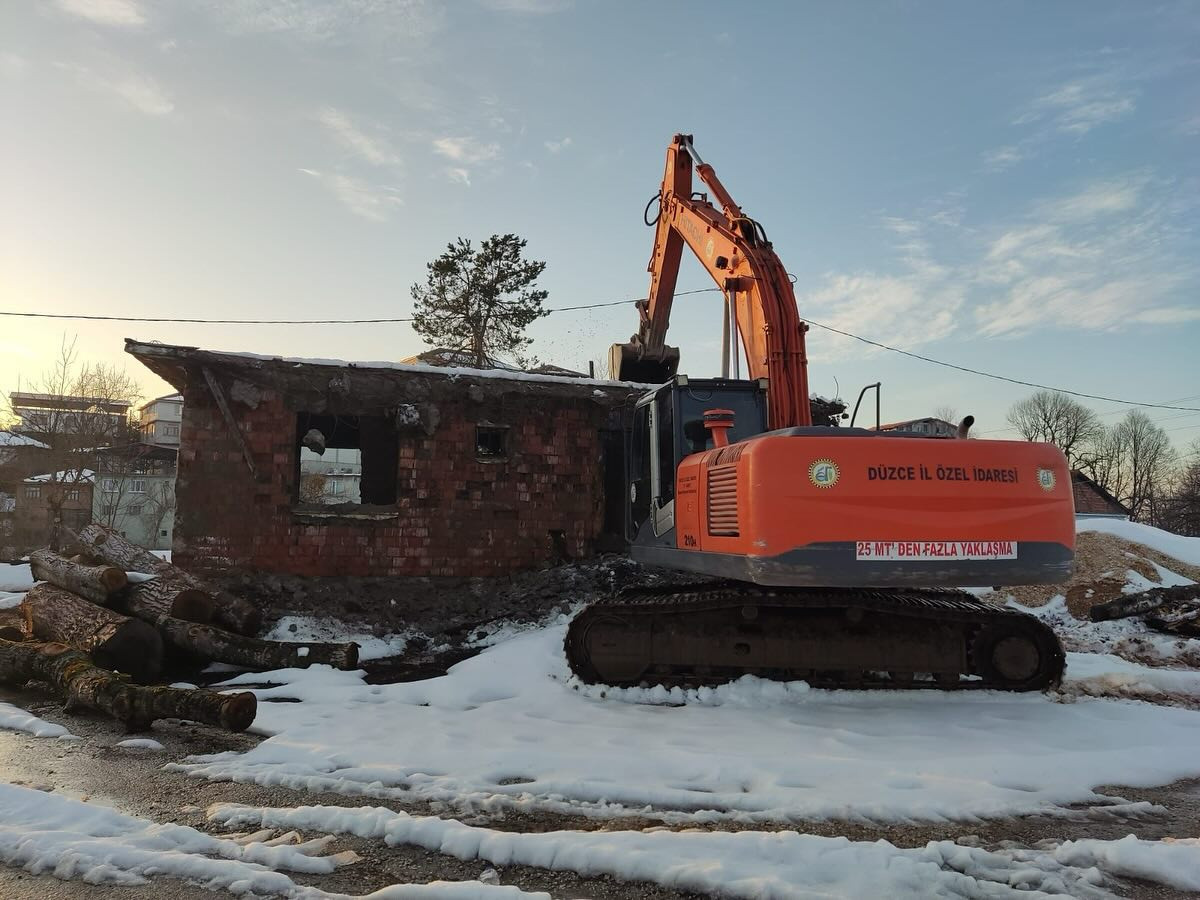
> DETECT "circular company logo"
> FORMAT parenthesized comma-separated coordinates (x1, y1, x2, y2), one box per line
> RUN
(809, 458, 840, 489)
(1037, 468, 1057, 491)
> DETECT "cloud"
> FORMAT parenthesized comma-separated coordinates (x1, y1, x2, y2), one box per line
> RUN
(544, 136, 572, 154)
(432, 136, 501, 164)
(299, 168, 401, 220)
(981, 144, 1027, 172)
(479, 0, 573, 11)
(1015, 77, 1137, 136)
(205, 0, 441, 42)
(1037, 176, 1144, 223)
(59, 62, 173, 115)
(316, 107, 401, 167)
(800, 218, 963, 361)
(974, 175, 1191, 336)
(0, 53, 27, 78)
(55, 0, 145, 27)
(444, 167, 471, 186)
(803, 174, 1195, 358)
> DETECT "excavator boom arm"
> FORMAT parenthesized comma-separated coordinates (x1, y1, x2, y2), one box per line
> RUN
(616, 134, 811, 428)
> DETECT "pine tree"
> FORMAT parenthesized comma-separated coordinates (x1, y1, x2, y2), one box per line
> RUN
(410, 234, 548, 369)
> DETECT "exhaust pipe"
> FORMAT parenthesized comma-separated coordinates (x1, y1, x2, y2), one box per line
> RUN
(957, 415, 975, 439)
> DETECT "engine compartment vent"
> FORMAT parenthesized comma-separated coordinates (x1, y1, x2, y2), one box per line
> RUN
(707, 463, 740, 537)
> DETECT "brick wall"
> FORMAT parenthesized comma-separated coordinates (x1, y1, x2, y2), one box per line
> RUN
(173, 368, 628, 577)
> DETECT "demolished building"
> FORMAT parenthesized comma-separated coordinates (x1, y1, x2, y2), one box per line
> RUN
(125, 340, 640, 578)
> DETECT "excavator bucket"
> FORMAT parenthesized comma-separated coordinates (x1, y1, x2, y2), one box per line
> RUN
(609, 341, 680, 384)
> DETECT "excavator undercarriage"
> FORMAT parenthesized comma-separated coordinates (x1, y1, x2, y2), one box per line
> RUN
(565, 582, 1065, 692)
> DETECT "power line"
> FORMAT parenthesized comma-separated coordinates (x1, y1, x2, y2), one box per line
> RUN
(0, 288, 718, 326)
(6, 291, 1198, 413)
(802, 318, 1200, 413)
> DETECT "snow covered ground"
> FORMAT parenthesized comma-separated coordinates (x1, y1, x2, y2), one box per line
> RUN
(210, 800, 1200, 898)
(169, 618, 1200, 827)
(1077, 518, 1200, 567)
(0, 782, 539, 898)
(265, 615, 423, 662)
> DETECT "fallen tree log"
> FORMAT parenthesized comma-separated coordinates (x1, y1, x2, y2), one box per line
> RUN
(75, 524, 262, 636)
(22, 584, 163, 683)
(1146, 605, 1200, 639)
(152, 614, 359, 671)
(111, 578, 215, 625)
(29, 550, 127, 606)
(0, 638, 256, 732)
(1089, 586, 1175, 622)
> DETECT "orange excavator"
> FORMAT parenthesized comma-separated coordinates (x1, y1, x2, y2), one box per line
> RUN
(564, 134, 1074, 691)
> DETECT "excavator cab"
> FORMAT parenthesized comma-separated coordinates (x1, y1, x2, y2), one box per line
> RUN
(627, 376, 769, 543)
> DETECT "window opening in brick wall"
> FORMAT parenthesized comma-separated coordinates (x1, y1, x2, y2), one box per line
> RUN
(65, 489, 80, 501)
(476, 425, 508, 459)
(129, 504, 143, 515)
(294, 412, 397, 506)
(24, 486, 40, 499)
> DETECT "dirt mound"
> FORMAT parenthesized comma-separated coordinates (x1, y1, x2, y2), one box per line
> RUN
(989, 531, 1200, 618)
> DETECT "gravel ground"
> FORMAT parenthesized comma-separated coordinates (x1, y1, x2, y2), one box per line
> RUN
(2, 679, 1199, 899)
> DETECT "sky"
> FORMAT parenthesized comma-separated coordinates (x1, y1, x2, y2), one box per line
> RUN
(2, 0, 1198, 443)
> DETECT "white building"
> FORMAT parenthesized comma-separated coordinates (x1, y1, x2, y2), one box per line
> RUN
(138, 393, 184, 447)
(93, 445, 177, 550)
(299, 447, 362, 504)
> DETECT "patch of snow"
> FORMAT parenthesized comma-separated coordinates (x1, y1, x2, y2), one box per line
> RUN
(0, 783, 531, 899)
(297, 646, 310, 658)
(1064, 652, 1200, 701)
(131, 341, 659, 391)
(150, 549, 172, 563)
(210, 802, 1200, 898)
(24, 468, 95, 483)
(264, 615, 419, 662)
(1077, 518, 1200, 568)
(0, 563, 34, 593)
(126, 571, 157, 584)
(0, 432, 49, 449)
(0, 702, 73, 739)
(1013, 596, 1197, 667)
(172, 623, 1200, 825)
(116, 738, 166, 752)
(0, 591, 24, 610)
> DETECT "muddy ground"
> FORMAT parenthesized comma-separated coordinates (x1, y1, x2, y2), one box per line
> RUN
(1, 678, 1196, 899)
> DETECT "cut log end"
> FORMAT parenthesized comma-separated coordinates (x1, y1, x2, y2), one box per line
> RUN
(220, 691, 258, 732)
(0, 626, 24, 642)
(89, 619, 163, 683)
(98, 567, 129, 593)
(214, 602, 263, 638)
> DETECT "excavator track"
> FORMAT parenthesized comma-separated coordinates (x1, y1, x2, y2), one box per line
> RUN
(565, 581, 1065, 692)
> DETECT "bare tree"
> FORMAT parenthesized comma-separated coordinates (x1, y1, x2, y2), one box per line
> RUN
(6, 339, 141, 549)
(299, 472, 329, 504)
(932, 405, 958, 425)
(141, 480, 176, 544)
(1087, 410, 1177, 522)
(1158, 439, 1200, 536)
(1006, 391, 1103, 467)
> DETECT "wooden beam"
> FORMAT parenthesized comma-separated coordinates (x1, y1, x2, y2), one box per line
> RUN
(202, 365, 259, 481)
